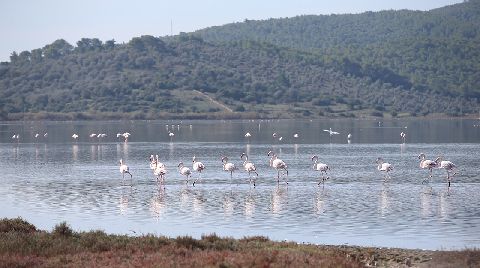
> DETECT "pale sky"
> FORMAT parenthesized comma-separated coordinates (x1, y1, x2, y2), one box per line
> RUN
(0, 0, 463, 62)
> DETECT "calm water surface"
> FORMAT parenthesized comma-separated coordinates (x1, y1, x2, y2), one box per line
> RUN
(0, 119, 479, 250)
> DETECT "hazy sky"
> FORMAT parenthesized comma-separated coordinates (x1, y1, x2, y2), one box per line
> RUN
(0, 0, 463, 62)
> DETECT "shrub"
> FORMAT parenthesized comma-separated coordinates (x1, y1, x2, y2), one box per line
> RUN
(0, 217, 36, 233)
(53, 221, 74, 237)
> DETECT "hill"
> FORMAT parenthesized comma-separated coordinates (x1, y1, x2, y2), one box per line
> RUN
(195, 0, 480, 99)
(1, 1, 480, 120)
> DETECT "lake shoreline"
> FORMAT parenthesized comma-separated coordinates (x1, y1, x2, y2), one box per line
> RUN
(1, 218, 478, 267)
(3, 111, 479, 122)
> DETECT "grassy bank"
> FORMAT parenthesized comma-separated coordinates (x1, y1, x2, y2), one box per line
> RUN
(0, 218, 478, 267)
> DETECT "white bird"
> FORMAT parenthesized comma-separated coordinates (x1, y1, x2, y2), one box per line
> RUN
(293, 133, 299, 138)
(12, 134, 19, 141)
(312, 155, 330, 185)
(155, 155, 166, 170)
(278, 136, 283, 142)
(122, 132, 131, 143)
(245, 132, 251, 138)
(153, 159, 167, 186)
(178, 162, 192, 184)
(119, 159, 132, 179)
(192, 155, 206, 186)
(347, 133, 352, 140)
(221, 156, 238, 182)
(241, 152, 258, 186)
(272, 132, 278, 138)
(169, 132, 174, 141)
(149, 155, 156, 170)
(418, 153, 437, 183)
(34, 133, 40, 138)
(267, 151, 288, 184)
(72, 134, 79, 140)
(435, 156, 457, 191)
(323, 128, 340, 136)
(89, 133, 97, 138)
(376, 157, 393, 182)
(400, 132, 406, 143)
(43, 133, 48, 138)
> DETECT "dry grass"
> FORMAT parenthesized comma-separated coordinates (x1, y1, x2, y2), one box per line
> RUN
(0, 218, 478, 267)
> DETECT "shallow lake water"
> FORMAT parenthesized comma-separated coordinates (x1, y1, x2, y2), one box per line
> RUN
(0, 119, 479, 250)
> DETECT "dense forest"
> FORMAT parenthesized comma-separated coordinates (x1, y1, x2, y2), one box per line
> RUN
(0, 1, 478, 120)
(195, 0, 480, 99)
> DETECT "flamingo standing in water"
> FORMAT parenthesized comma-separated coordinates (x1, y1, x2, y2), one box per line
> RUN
(178, 162, 192, 184)
(221, 156, 238, 182)
(267, 151, 288, 184)
(312, 155, 330, 185)
(153, 159, 167, 187)
(376, 157, 393, 182)
(241, 152, 258, 186)
(400, 132, 406, 143)
(435, 156, 457, 192)
(119, 159, 132, 179)
(192, 155, 205, 186)
(418, 153, 437, 184)
(245, 132, 251, 142)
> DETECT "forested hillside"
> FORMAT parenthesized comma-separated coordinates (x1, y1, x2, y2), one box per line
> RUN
(195, 0, 480, 99)
(0, 1, 478, 120)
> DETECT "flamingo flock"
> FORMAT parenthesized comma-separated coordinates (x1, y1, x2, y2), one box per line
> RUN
(8, 127, 458, 193)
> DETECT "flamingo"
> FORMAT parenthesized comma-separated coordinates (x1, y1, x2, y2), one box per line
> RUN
(192, 155, 205, 186)
(178, 162, 192, 184)
(245, 132, 251, 143)
(418, 153, 437, 184)
(376, 157, 393, 182)
(149, 155, 156, 171)
(241, 153, 258, 186)
(221, 156, 238, 182)
(119, 159, 132, 179)
(312, 155, 330, 185)
(155, 155, 165, 170)
(122, 132, 131, 143)
(323, 128, 340, 136)
(435, 157, 456, 191)
(400, 132, 406, 143)
(153, 160, 167, 186)
(267, 151, 288, 184)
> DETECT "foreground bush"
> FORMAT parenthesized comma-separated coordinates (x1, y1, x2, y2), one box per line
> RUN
(0, 218, 478, 267)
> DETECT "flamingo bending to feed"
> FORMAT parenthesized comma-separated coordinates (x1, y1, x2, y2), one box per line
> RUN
(418, 153, 437, 184)
(323, 128, 340, 136)
(241, 152, 258, 186)
(119, 159, 132, 179)
(267, 151, 288, 184)
(221, 156, 238, 182)
(178, 162, 192, 184)
(376, 157, 393, 182)
(312, 155, 330, 185)
(435, 157, 457, 191)
(192, 155, 205, 186)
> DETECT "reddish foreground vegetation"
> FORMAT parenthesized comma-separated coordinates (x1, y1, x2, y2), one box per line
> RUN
(0, 218, 478, 267)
